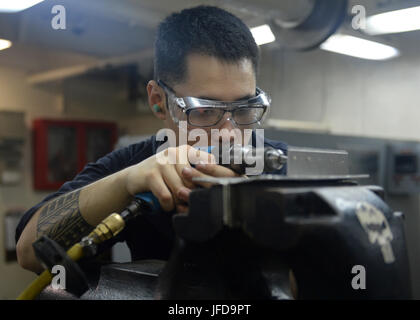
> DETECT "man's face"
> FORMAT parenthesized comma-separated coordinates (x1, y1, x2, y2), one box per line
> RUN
(164, 53, 257, 147)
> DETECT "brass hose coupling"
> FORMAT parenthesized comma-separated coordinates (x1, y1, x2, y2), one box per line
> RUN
(87, 213, 125, 244)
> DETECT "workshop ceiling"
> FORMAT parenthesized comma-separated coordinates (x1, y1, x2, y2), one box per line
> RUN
(0, 0, 231, 59)
(1, 0, 420, 62)
(0, 0, 420, 77)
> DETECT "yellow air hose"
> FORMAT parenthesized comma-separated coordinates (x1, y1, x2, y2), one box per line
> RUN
(17, 213, 125, 300)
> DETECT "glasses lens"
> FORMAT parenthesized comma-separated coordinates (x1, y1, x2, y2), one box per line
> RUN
(188, 108, 225, 126)
(233, 107, 265, 125)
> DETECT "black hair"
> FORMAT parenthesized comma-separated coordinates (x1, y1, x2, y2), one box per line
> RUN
(154, 5, 259, 85)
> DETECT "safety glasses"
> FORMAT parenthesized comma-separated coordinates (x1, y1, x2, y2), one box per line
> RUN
(157, 80, 271, 127)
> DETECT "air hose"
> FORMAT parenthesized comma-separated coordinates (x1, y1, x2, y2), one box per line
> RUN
(17, 243, 85, 300)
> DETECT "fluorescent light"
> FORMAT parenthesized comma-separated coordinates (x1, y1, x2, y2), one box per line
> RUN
(251, 24, 276, 46)
(0, 0, 45, 13)
(320, 34, 399, 61)
(365, 6, 420, 35)
(0, 39, 12, 51)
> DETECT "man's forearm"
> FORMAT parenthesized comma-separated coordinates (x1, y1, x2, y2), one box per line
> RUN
(38, 168, 132, 247)
(17, 168, 132, 271)
(36, 189, 93, 249)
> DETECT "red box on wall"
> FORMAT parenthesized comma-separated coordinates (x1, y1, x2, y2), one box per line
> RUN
(33, 119, 117, 190)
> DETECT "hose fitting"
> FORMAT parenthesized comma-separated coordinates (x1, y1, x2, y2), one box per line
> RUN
(88, 213, 125, 243)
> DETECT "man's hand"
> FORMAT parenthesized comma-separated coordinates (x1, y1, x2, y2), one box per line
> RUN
(125, 145, 238, 212)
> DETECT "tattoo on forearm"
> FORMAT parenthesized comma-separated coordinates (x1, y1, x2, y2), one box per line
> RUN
(37, 190, 93, 249)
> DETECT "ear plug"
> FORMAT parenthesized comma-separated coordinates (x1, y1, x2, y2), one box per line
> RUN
(153, 104, 162, 113)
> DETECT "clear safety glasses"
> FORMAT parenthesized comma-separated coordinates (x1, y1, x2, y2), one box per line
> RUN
(157, 80, 271, 128)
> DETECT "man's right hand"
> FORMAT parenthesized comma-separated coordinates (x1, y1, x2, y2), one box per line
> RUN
(125, 145, 238, 212)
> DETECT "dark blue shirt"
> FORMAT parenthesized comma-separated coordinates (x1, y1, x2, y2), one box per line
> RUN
(16, 134, 287, 260)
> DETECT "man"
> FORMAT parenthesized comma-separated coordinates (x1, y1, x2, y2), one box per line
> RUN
(16, 5, 287, 274)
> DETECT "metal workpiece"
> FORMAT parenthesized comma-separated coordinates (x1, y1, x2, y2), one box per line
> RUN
(211, 144, 357, 177)
(286, 146, 349, 176)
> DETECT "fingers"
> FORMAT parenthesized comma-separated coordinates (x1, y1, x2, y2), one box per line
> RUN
(158, 145, 215, 164)
(176, 204, 189, 214)
(177, 185, 191, 202)
(186, 146, 216, 166)
(181, 166, 222, 188)
(148, 145, 236, 211)
(195, 162, 238, 178)
(147, 169, 190, 212)
(172, 145, 218, 188)
(146, 171, 175, 212)
(161, 164, 191, 204)
(175, 163, 195, 189)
